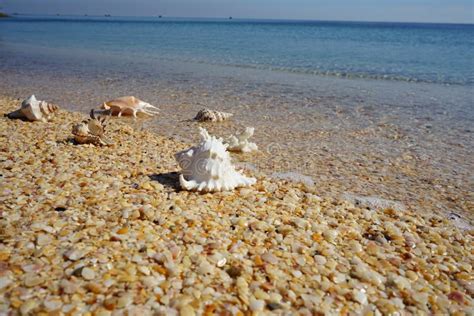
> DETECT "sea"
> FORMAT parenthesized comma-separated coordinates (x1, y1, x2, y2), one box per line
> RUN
(0, 15, 473, 221)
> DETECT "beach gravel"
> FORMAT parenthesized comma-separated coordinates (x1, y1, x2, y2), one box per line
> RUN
(0, 96, 472, 315)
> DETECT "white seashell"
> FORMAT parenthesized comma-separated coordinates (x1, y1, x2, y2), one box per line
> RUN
(72, 110, 113, 146)
(226, 127, 258, 153)
(7, 95, 59, 122)
(175, 128, 256, 192)
(194, 108, 233, 122)
(101, 96, 159, 118)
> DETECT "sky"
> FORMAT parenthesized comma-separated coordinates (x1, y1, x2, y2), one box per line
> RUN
(1, 0, 473, 24)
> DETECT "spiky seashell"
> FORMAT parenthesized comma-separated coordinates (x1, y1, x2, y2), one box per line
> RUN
(194, 108, 233, 122)
(7, 95, 59, 122)
(226, 127, 258, 153)
(175, 128, 256, 192)
(72, 110, 113, 146)
(101, 96, 159, 118)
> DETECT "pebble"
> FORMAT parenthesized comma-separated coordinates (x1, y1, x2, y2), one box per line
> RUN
(292, 270, 303, 278)
(249, 298, 265, 312)
(81, 267, 96, 280)
(43, 299, 62, 311)
(23, 274, 44, 287)
(314, 255, 327, 265)
(20, 300, 37, 315)
(64, 248, 87, 261)
(353, 289, 367, 305)
(261, 252, 278, 264)
(0, 276, 12, 290)
(180, 305, 196, 316)
(60, 279, 78, 294)
(117, 293, 134, 308)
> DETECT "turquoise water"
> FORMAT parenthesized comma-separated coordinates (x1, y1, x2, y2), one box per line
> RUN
(0, 15, 473, 85)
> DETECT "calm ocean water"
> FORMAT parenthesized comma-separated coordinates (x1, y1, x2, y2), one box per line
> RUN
(0, 15, 473, 85)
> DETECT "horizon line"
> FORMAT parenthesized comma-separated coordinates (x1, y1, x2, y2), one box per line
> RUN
(4, 13, 474, 26)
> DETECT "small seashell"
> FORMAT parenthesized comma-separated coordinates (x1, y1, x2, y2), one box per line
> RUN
(194, 108, 233, 122)
(7, 95, 59, 122)
(101, 96, 159, 118)
(175, 128, 256, 192)
(72, 110, 113, 146)
(217, 258, 227, 267)
(226, 127, 258, 153)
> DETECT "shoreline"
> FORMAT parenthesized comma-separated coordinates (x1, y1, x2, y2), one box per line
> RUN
(1, 95, 472, 314)
(1, 65, 472, 224)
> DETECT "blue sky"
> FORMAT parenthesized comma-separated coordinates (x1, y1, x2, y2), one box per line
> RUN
(2, 0, 473, 23)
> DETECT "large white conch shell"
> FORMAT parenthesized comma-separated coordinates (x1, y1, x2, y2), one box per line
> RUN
(7, 95, 59, 122)
(194, 108, 233, 122)
(175, 128, 256, 192)
(226, 127, 258, 153)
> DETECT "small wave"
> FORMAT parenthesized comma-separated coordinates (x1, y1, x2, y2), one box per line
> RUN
(160, 56, 472, 86)
(224, 63, 472, 86)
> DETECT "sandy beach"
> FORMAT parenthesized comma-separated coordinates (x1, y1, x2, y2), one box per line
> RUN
(1, 95, 472, 315)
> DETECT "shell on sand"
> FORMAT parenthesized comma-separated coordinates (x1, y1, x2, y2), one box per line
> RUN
(226, 127, 258, 153)
(175, 127, 256, 192)
(72, 110, 113, 146)
(7, 95, 59, 122)
(194, 108, 233, 122)
(101, 96, 159, 118)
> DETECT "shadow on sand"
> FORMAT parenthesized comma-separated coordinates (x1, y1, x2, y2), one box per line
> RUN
(149, 172, 181, 191)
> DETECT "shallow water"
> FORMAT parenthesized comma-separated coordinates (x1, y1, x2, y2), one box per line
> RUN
(0, 16, 473, 221)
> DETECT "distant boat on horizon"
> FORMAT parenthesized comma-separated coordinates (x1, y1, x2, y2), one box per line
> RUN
(229, 16, 233, 20)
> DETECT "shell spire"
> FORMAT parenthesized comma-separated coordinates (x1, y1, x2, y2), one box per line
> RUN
(175, 127, 255, 192)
